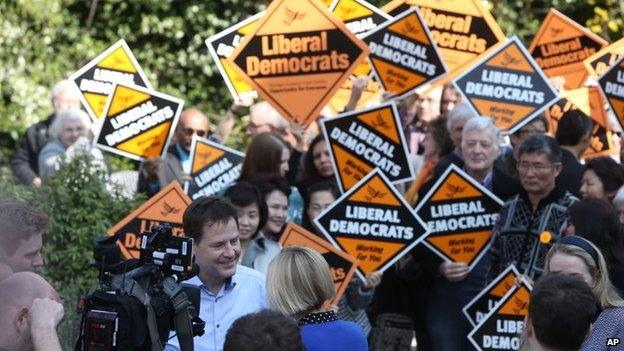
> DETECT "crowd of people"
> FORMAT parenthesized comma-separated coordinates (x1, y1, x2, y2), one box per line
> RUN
(2, 75, 624, 351)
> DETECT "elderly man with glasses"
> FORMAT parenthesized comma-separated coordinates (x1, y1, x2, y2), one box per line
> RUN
(138, 108, 218, 197)
(487, 135, 578, 281)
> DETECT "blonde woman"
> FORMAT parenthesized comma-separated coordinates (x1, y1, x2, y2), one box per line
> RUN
(266, 246, 368, 351)
(544, 235, 624, 350)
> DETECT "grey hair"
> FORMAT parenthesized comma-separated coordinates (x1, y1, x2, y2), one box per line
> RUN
(250, 101, 289, 133)
(48, 108, 91, 139)
(51, 79, 80, 99)
(518, 134, 562, 164)
(613, 186, 624, 208)
(462, 116, 500, 149)
(446, 103, 477, 131)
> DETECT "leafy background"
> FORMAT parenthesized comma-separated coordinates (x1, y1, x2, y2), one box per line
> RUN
(0, 0, 622, 349)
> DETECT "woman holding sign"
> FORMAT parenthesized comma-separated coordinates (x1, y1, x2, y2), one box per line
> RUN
(267, 246, 368, 351)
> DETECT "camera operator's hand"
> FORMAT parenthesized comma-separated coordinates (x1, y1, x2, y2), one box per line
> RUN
(29, 298, 64, 351)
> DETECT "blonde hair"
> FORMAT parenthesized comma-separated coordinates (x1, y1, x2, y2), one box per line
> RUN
(266, 246, 335, 318)
(544, 242, 624, 309)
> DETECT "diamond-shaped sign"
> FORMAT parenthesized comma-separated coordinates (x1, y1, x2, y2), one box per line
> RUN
(545, 87, 615, 160)
(529, 9, 607, 91)
(185, 136, 245, 199)
(454, 36, 559, 134)
(584, 37, 624, 79)
(361, 8, 447, 99)
(94, 84, 183, 161)
(598, 55, 624, 130)
(205, 12, 264, 101)
(414, 164, 503, 268)
(463, 265, 520, 327)
(228, 0, 370, 126)
(279, 223, 358, 304)
(468, 278, 532, 351)
(70, 39, 152, 121)
(107, 182, 192, 259)
(382, 0, 507, 75)
(320, 101, 414, 192)
(314, 169, 428, 279)
(329, 0, 391, 38)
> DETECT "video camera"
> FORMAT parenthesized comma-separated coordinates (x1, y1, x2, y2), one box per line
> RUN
(75, 224, 205, 351)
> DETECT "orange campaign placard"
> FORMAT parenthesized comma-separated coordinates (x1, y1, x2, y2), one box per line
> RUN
(279, 223, 358, 304)
(314, 169, 429, 279)
(227, 0, 370, 126)
(583, 38, 624, 79)
(325, 0, 390, 114)
(468, 278, 532, 351)
(205, 12, 264, 101)
(184, 136, 245, 200)
(94, 83, 184, 161)
(545, 87, 616, 159)
(453, 36, 559, 134)
(361, 8, 447, 99)
(69, 39, 152, 121)
(107, 182, 192, 259)
(320, 101, 414, 192)
(599, 55, 624, 130)
(381, 0, 506, 75)
(414, 164, 503, 269)
(463, 265, 521, 327)
(528, 8, 607, 91)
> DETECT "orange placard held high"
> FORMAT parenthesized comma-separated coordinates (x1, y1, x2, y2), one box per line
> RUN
(69, 39, 152, 121)
(228, 0, 370, 126)
(361, 8, 447, 99)
(205, 12, 264, 101)
(584, 38, 624, 79)
(107, 182, 192, 259)
(381, 0, 506, 76)
(545, 87, 615, 159)
(325, 0, 390, 114)
(453, 36, 559, 134)
(94, 84, 184, 161)
(314, 169, 429, 279)
(279, 223, 358, 303)
(529, 9, 607, 91)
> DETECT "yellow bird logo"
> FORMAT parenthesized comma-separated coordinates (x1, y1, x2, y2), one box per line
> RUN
(401, 21, 420, 36)
(161, 202, 180, 217)
(371, 113, 391, 130)
(283, 8, 306, 26)
(365, 186, 387, 202)
(444, 183, 466, 199)
(549, 27, 564, 38)
(501, 52, 521, 66)
(512, 296, 528, 315)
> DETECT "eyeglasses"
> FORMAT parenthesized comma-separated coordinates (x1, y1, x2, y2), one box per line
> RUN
(517, 162, 559, 174)
(182, 128, 207, 137)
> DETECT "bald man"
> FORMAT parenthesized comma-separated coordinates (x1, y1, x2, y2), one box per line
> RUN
(0, 272, 64, 351)
(138, 108, 219, 197)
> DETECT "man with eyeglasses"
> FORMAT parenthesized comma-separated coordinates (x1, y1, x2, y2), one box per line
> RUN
(138, 108, 216, 197)
(494, 114, 549, 180)
(488, 135, 578, 281)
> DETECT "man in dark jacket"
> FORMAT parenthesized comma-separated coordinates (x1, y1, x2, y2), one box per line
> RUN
(10, 80, 81, 186)
(554, 109, 593, 197)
